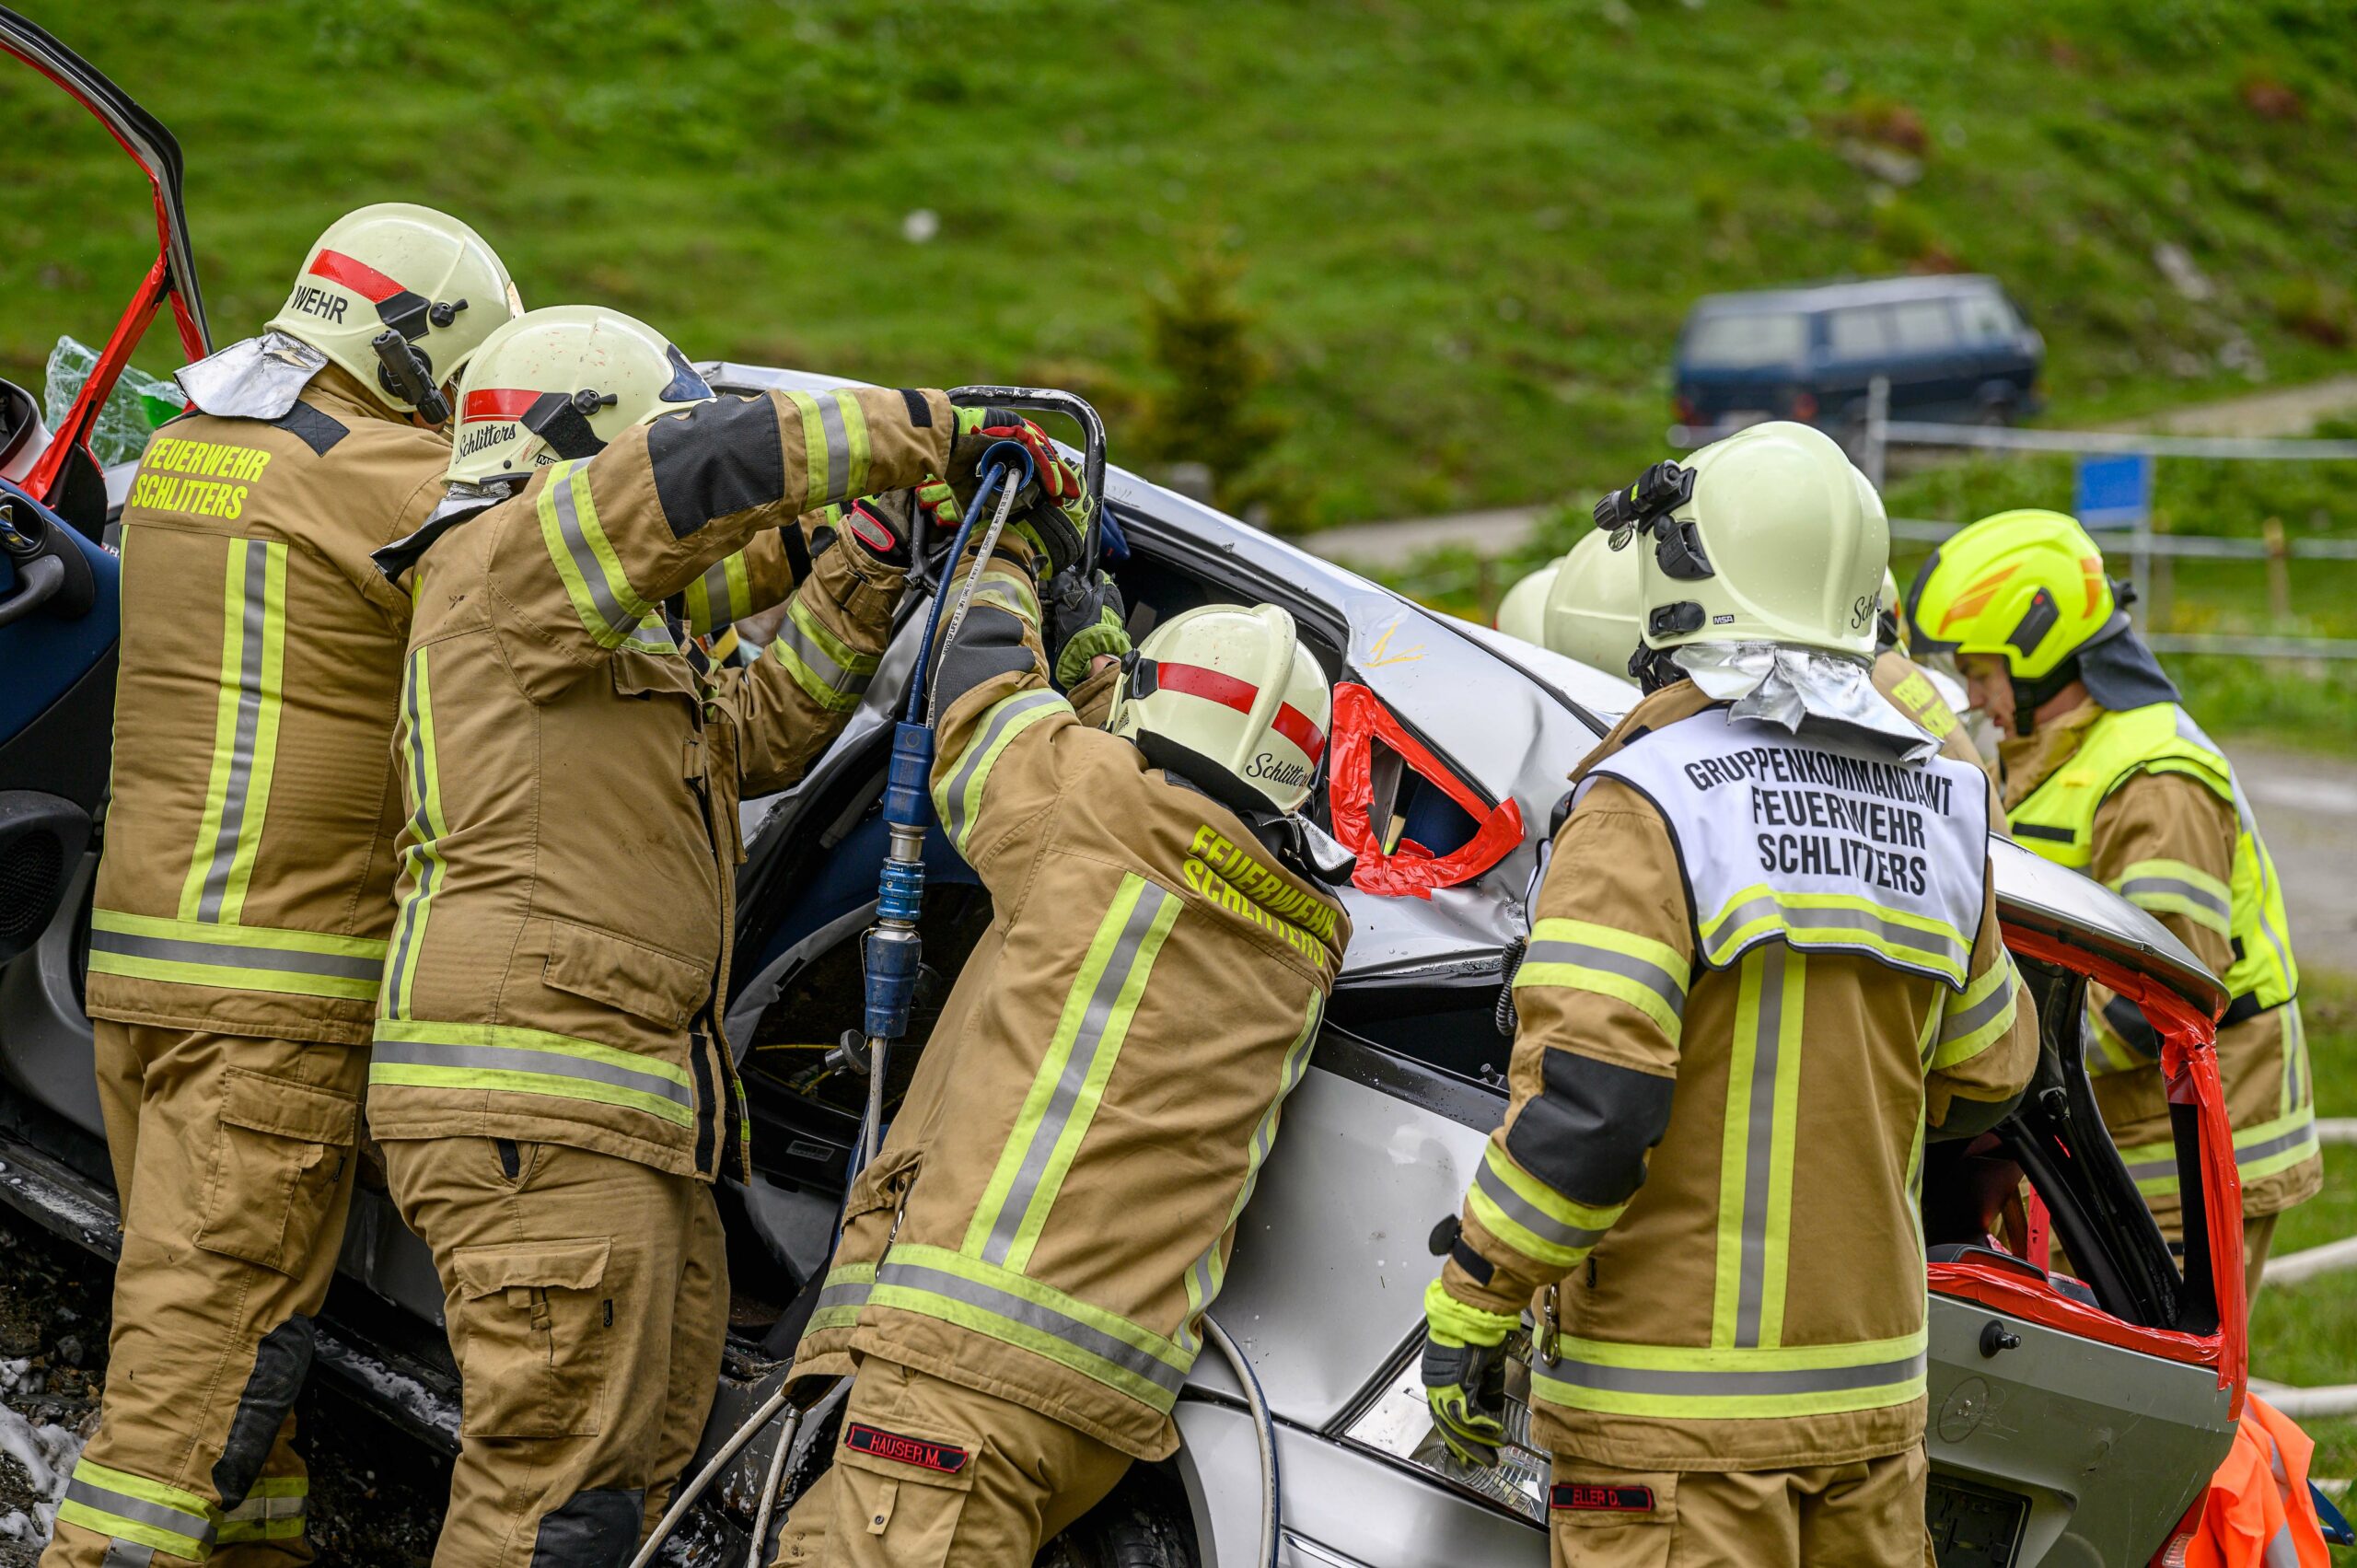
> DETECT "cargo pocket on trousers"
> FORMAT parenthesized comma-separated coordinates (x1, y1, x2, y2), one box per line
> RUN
(194, 1068, 359, 1275)
(834, 1417, 982, 1566)
(1548, 1469, 1677, 1566)
(449, 1237, 613, 1439)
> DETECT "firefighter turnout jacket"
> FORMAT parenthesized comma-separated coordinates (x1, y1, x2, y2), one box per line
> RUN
(88, 364, 447, 1044)
(1442, 680, 2038, 1470)
(1872, 647, 1983, 771)
(1999, 700, 2316, 1225)
(366, 387, 958, 1181)
(793, 538, 1352, 1460)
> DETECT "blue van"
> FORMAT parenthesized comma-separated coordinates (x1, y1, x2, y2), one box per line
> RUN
(1673, 274, 2043, 437)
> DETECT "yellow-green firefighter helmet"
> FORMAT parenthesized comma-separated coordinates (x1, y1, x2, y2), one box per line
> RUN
(1601, 420, 1888, 660)
(447, 306, 715, 486)
(1903, 508, 2118, 681)
(265, 203, 519, 415)
(1109, 602, 1330, 814)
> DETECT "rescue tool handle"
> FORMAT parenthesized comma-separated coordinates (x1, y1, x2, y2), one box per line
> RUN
(946, 386, 1109, 572)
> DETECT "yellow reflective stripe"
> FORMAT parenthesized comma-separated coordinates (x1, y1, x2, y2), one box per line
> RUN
(621, 613, 678, 656)
(217, 1476, 307, 1541)
(2111, 857, 2234, 936)
(932, 688, 1069, 854)
(686, 552, 756, 635)
(538, 460, 651, 648)
(1530, 1328, 1926, 1421)
(1468, 1138, 1625, 1271)
(1931, 955, 2019, 1071)
(60, 1458, 217, 1558)
(2117, 1104, 2320, 1197)
(1515, 917, 1689, 1039)
(770, 596, 878, 713)
(1713, 946, 1805, 1350)
(832, 389, 871, 500)
(383, 646, 450, 1019)
(2084, 999, 2145, 1077)
(971, 560, 1039, 622)
(875, 1242, 1190, 1411)
(966, 876, 1181, 1272)
(1181, 990, 1323, 1345)
(87, 909, 384, 1000)
(370, 1017, 696, 1128)
(788, 392, 830, 503)
(807, 1260, 877, 1333)
(180, 538, 287, 923)
(1701, 886, 1969, 984)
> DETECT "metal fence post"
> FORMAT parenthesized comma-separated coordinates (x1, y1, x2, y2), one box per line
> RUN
(1864, 377, 1889, 493)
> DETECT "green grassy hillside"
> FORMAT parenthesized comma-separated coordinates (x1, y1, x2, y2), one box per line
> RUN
(7, 0, 2357, 526)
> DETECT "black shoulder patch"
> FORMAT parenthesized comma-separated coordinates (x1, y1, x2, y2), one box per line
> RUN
(1504, 1049, 1676, 1210)
(899, 388, 932, 427)
(645, 395, 787, 539)
(934, 604, 1037, 713)
(272, 402, 348, 457)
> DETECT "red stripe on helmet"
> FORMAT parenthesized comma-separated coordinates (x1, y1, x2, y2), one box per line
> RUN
(1154, 660, 1327, 763)
(462, 389, 541, 423)
(307, 248, 407, 304)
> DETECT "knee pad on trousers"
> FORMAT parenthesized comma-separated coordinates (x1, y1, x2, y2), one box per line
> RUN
(213, 1314, 316, 1509)
(532, 1486, 644, 1568)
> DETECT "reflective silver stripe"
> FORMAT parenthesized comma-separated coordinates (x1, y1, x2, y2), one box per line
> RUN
(1734, 947, 1786, 1349)
(2123, 1120, 2318, 1182)
(1522, 938, 1687, 1017)
(1473, 1155, 1609, 1254)
(1939, 967, 2015, 1043)
(100, 1542, 156, 1568)
(86, 927, 380, 980)
(550, 468, 637, 640)
(197, 542, 274, 921)
(773, 612, 869, 697)
(2117, 876, 2231, 923)
(222, 1493, 304, 1522)
(816, 393, 851, 501)
(981, 882, 1176, 1266)
(1714, 895, 1968, 970)
(370, 1039, 692, 1109)
(626, 615, 678, 652)
(940, 691, 1063, 848)
(63, 1480, 215, 1549)
(816, 1275, 873, 1317)
(698, 561, 734, 624)
(1539, 1347, 1926, 1398)
(385, 651, 435, 1020)
(876, 1260, 1187, 1395)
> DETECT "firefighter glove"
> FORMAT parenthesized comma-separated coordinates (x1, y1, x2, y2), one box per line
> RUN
(840, 494, 913, 567)
(1422, 1280, 1515, 1469)
(951, 410, 1089, 578)
(1049, 570, 1131, 688)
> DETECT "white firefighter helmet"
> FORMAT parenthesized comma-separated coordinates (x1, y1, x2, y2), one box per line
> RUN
(446, 306, 714, 485)
(1606, 419, 1888, 660)
(264, 203, 519, 415)
(1543, 528, 1645, 675)
(1493, 563, 1557, 645)
(1109, 602, 1329, 814)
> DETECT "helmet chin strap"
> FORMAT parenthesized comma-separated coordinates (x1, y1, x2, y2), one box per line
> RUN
(1629, 643, 1685, 695)
(2008, 653, 2084, 736)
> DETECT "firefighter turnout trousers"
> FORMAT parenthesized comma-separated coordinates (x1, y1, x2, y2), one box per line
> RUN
(380, 1137, 727, 1568)
(1546, 1446, 1934, 1568)
(769, 1358, 1130, 1568)
(46, 1026, 361, 1567)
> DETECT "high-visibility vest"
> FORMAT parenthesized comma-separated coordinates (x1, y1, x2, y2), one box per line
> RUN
(2008, 703, 2296, 1019)
(2187, 1395, 2330, 1568)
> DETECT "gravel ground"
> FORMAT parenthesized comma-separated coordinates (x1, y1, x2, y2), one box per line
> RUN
(0, 1206, 448, 1566)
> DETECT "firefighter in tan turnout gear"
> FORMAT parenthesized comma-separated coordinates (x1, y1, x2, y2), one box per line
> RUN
(1423, 423, 2038, 1566)
(364, 305, 1073, 1567)
(1907, 509, 2316, 1300)
(772, 529, 1353, 1564)
(52, 204, 517, 1568)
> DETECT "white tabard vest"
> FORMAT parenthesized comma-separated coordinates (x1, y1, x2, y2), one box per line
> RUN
(1583, 711, 1991, 989)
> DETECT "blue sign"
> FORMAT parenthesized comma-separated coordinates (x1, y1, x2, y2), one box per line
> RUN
(2074, 452, 2154, 527)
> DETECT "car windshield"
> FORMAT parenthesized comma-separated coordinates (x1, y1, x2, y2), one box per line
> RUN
(1682, 308, 1806, 369)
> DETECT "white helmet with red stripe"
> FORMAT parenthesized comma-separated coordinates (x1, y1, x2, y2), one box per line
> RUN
(1109, 603, 1329, 814)
(265, 203, 520, 416)
(445, 305, 714, 485)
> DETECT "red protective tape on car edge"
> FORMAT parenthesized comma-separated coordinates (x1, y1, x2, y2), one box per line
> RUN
(1326, 682, 1524, 899)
